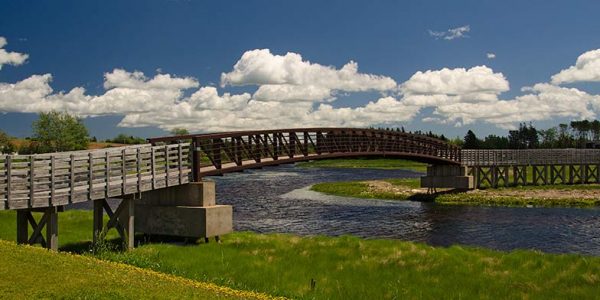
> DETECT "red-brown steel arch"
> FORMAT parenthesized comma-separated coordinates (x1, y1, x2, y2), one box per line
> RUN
(148, 128, 461, 179)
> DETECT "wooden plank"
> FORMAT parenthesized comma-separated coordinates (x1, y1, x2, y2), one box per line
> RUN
(105, 151, 110, 198)
(29, 156, 34, 208)
(69, 154, 75, 204)
(165, 145, 170, 187)
(49, 156, 55, 207)
(137, 148, 142, 193)
(178, 144, 183, 185)
(121, 148, 126, 195)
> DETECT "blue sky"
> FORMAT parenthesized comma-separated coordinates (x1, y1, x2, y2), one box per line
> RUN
(1, 0, 600, 139)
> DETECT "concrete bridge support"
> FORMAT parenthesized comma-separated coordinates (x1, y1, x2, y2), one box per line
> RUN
(420, 165, 474, 190)
(135, 181, 233, 242)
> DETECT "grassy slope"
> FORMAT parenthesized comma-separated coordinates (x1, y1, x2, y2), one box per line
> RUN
(1, 210, 600, 299)
(0, 240, 251, 299)
(296, 158, 427, 172)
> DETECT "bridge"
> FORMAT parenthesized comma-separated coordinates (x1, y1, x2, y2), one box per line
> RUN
(2, 127, 600, 250)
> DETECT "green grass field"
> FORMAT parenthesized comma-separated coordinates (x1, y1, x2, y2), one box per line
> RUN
(296, 158, 427, 172)
(1, 210, 600, 299)
(0, 240, 263, 299)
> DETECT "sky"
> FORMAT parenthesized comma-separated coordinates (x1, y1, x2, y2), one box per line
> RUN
(1, 0, 600, 140)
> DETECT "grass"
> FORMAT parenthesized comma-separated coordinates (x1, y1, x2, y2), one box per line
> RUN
(311, 178, 600, 207)
(1, 210, 600, 299)
(311, 178, 421, 200)
(0, 240, 259, 299)
(296, 158, 427, 172)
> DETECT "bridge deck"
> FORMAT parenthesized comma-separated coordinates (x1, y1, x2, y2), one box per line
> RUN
(1, 143, 191, 210)
(462, 149, 600, 166)
(6, 128, 600, 211)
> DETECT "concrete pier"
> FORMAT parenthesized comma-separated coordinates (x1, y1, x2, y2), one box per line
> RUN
(421, 165, 474, 190)
(136, 181, 233, 240)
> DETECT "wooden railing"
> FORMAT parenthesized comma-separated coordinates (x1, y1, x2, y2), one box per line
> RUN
(1, 143, 191, 210)
(461, 149, 600, 166)
(148, 128, 462, 178)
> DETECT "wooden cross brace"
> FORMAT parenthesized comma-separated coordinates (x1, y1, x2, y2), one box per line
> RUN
(550, 165, 566, 184)
(17, 207, 59, 251)
(93, 196, 135, 250)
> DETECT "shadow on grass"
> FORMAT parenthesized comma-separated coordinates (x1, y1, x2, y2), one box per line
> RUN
(406, 188, 467, 202)
(60, 234, 204, 254)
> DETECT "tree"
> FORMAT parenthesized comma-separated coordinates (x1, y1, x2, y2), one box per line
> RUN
(0, 130, 15, 154)
(32, 111, 89, 153)
(557, 123, 574, 148)
(463, 130, 481, 149)
(591, 120, 600, 142)
(171, 128, 190, 136)
(106, 134, 146, 145)
(539, 127, 558, 148)
(482, 135, 509, 149)
(508, 123, 538, 149)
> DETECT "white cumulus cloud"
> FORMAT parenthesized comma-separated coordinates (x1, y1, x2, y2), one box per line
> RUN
(3, 44, 600, 133)
(487, 53, 496, 59)
(551, 49, 600, 84)
(0, 37, 29, 70)
(220, 49, 397, 102)
(400, 66, 509, 106)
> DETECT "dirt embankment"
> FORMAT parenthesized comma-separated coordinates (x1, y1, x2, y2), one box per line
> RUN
(363, 180, 600, 200)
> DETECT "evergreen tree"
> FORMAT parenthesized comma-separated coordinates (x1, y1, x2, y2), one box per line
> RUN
(463, 130, 481, 149)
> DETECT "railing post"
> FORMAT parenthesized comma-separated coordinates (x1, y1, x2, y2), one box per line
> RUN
(4, 155, 11, 209)
(29, 156, 34, 208)
(272, 133, 279, 160)
(316, 132, 323, 154)
(212, 139, 222, 169)
(289, 132, 296, 158)
(191, 138, 200, 182)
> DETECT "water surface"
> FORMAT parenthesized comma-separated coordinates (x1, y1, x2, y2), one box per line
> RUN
(214, 164, 600, 255)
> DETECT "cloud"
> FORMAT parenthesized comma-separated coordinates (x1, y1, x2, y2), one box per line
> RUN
(551, 49, 600, 84)
(0, 37, 29, 70)
(400, 66, 509, 106)
(428, 25, 470, 40)
(397, 63, 600, 129)
(220, 49, 397, 102)
(429, 83, 600, 129)
(3, 45, 600, 133)
(0, 69, 199, 116)
(487, 53, 496, 59)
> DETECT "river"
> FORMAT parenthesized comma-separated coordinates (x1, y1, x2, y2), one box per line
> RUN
(213, 164, 600, 256)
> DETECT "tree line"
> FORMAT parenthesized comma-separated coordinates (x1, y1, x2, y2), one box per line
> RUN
(0, 111, 191, 154)
(460, 121, 600, 149)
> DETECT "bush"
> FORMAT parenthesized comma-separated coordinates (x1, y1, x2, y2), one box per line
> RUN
(0, 130, 15, 154)
(106, 134, 146, 145)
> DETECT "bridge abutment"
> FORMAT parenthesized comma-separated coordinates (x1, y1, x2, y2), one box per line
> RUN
(421, 165, 474, 190)
(135, 181, 233, 241)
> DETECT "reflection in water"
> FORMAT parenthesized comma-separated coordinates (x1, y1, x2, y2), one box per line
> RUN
(214, 164, 600, 255)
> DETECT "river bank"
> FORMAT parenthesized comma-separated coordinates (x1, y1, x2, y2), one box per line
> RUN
(311, 178, 600, 207)
(0, 210, 599, 299)
(299, 158, 600, 207)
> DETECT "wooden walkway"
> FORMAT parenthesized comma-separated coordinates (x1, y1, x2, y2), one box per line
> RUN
(1, 143, 191, 211)
(462, 149, 600, 187)
(462, 149, 600, 166)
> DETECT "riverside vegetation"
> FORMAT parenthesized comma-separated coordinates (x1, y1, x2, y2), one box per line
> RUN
(1, 210, 600, 299)
(302, 158, 600, 207)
